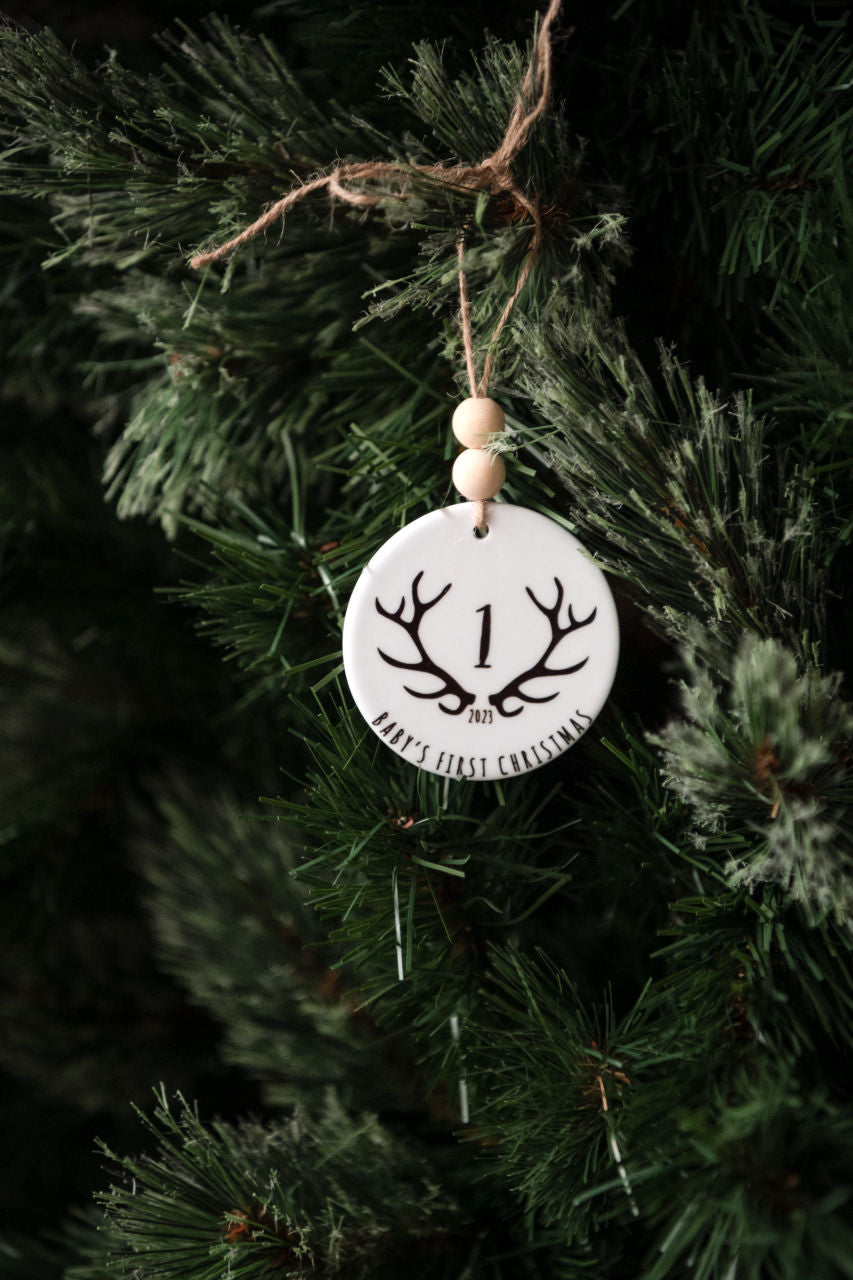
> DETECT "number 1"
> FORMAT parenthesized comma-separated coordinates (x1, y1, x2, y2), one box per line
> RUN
(475, 604, 492, 668)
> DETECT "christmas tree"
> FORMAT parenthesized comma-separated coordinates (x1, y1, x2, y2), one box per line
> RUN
(1, 1, 852, 1277)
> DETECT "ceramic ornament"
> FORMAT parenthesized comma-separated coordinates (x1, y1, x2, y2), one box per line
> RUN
(343, 501, 619, 780)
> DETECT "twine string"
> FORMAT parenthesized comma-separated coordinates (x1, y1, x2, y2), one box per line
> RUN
(190, 1, 564, 536)
(190, 0, 562, 278)
(456, 185, 543, 399)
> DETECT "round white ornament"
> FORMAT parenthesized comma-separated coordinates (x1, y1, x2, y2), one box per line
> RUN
(342, 503, 619, 780)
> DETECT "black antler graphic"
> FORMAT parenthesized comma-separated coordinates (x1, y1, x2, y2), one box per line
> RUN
(488, 578, 596, 718)
(375, 571, 475, 716)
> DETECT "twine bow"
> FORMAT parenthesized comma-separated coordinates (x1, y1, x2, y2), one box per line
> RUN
(190, 0, 564, 395)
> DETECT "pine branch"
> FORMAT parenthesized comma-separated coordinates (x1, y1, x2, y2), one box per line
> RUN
(71, 1089, 555, 1280)
(470, 946, 653, 1237)
(264, 688, 591, 1087)
(136, 780, 425, 1112)
(518, 311, 830, 660)
(652, 633, 853, 926)
(633, 7, 853, 314)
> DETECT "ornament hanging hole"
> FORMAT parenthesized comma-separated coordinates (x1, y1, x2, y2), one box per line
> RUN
(473, 523, 490, 539)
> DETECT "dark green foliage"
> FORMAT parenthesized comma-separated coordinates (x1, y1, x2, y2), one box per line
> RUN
(599, 2, 853, 385)
(73, 1091, 466, 1280)
(66, 1090, 562, 1280)
(0, 404, 268, 1239)
(654, 635, 853, 924)
(1, 2, 852, 1279)
(472, 926, 853, 1280)
(520, 323, 829, 657)
(470, 947, 654, 1234)
(135, 779, 426, 1111)
(646, 8, 853, 311)
(267, 691, 591, 1090)
(754, 226, 853, 462)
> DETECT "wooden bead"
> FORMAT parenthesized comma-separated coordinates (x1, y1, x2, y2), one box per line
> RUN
(452, 448, 506, 500)
(452, 397, 505, 448)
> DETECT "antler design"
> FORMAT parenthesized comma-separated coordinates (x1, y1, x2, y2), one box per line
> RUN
(375, 571, 475, 716)
(488, 578, 596, 718)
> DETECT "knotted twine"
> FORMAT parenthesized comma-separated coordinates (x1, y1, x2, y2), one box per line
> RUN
(190, 0, 564, 526)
